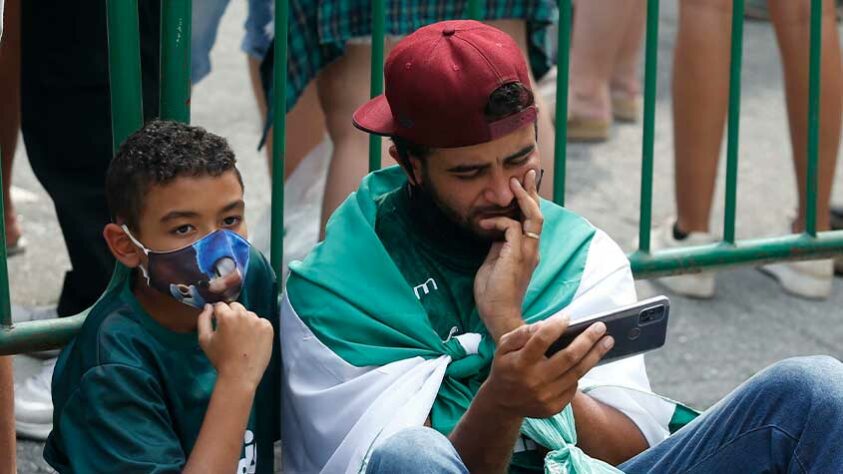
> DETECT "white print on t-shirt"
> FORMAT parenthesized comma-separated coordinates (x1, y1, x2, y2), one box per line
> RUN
(413, 277, 438, 300)
(237, 430, 256, 474)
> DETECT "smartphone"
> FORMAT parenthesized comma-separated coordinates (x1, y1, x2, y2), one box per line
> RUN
(544, 296, 670, 364)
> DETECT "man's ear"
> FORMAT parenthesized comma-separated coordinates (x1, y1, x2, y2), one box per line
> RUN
(388, 145, 423, 186)
(103, 223, 143, 268)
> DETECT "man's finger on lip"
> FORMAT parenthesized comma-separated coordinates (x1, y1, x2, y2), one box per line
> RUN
(478, 216, 521, 230)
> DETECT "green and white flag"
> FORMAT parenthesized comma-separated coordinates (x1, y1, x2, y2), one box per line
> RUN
(281, 167, 696, 473)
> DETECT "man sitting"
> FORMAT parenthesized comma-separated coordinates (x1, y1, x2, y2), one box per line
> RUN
(281, 20, 843, 473)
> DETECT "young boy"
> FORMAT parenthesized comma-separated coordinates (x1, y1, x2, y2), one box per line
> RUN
(44, 120, 279, 473)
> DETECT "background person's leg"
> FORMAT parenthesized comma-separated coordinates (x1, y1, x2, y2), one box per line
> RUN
(366, 427, 468, 474)
(191, 0, 231, 84)
(256, 71, 326, 178)
(758, 0, 841, 299)
(21, 0, 160, 319)
(609, 0, 647, 123)
(316, 41, 395, 237)
(242, 0, 324, 178)
(621, 356, 843, 473)
(672, 0, 733, 236)
(650, 0, 732, 299)
(567, 0, 640, 139)
(768, 0, 841, 234)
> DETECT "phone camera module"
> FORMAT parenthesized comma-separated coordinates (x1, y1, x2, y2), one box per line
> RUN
(639, 307, 664, 325)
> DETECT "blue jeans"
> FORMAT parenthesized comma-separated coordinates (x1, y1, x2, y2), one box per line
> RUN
(366, 427, 468, 474)
(191, 0, 273, 83)
(370, 356, 843, 473)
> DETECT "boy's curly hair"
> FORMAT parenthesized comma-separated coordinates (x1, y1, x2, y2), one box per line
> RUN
(105, 120, 243, 230)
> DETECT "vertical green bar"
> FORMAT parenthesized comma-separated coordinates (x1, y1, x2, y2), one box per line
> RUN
(106, 0, 145, 153)
(553, 0, 572, 206)
(468, 0, 484, 20)
(723, 0, 744, 244)
(160, 0, 192, 123)
(0, 149, 10, 329)
(806, 0, 822, 237)
(637, 0, 660, 253)
(369, 0, 385, 172)
(270, 0, 289, 280)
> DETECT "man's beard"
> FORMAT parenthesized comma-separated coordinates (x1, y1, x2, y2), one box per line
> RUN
(412, 174, 521, 243)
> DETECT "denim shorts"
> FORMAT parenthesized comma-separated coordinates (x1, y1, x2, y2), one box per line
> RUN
(191, 0, 273, 83)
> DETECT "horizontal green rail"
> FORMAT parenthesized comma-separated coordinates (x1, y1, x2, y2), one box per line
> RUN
(630, 231, 843, 278)
(0, 315, 86, 356)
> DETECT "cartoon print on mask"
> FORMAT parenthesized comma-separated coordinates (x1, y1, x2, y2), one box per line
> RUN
(125, 226, 252, 309)
(169, 283, 207, 308)
(192, 230, 250, 303)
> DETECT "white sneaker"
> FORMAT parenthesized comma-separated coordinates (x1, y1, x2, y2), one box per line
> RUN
(649, 219, 717, 299)
(15, 357, 56, 440)
(760, 259, 833, 300)
(11, 304, 58, 324)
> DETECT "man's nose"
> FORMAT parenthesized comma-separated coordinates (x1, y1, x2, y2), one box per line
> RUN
(483, 170, 515, 208)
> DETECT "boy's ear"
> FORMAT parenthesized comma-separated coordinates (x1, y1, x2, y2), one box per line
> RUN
(388, 145, 423, 186)
(103, 223, 143, 268)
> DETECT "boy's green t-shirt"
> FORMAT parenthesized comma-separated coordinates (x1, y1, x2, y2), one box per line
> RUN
(44, 247, 278, 474)
(375, 185, 545, 472)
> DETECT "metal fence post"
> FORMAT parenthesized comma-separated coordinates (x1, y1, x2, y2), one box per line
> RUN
(0, 149, 10, 330)
(369, 0, 386, 172)
(553, 0, 572, 206)
(271, 0, 289, 282)
(636, 0, 660, 254)
(106, 0, 145, 151)
(160, 0, 192, 123)
(806, 0, 822, 237)
(723, 0, 745, 244)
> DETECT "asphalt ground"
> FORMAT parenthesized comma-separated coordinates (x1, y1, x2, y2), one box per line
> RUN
(10, 1, 843, 471)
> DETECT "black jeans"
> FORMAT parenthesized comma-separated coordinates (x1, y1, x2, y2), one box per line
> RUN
(20, 0, 160, 316)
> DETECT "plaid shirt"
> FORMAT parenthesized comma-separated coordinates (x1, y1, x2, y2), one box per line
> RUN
(260, 0, 555, 137)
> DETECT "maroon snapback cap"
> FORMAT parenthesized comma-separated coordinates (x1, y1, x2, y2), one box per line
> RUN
(353, 20, 537, 149)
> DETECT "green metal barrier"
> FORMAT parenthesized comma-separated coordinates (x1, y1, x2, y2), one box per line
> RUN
(628, 0, 843, 277)
(1, 0, 841, 357)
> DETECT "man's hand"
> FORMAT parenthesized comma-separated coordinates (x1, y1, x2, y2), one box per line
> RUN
(474, 169, 543, 342)
(483, 314, 614, 419)
(197, 302, 274, 389)
(449, 316, 614, 473)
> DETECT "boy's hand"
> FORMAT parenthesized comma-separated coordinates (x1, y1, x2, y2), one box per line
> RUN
(197, 302, 274, 389)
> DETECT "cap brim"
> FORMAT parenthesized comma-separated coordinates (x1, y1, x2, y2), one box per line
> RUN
(352, 95, 395, 137)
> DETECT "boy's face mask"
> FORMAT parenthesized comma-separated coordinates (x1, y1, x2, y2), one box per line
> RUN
(122, 226, 251, 309)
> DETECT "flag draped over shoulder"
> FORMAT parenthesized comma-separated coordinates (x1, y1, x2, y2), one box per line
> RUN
(281, 167, 696, 474)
